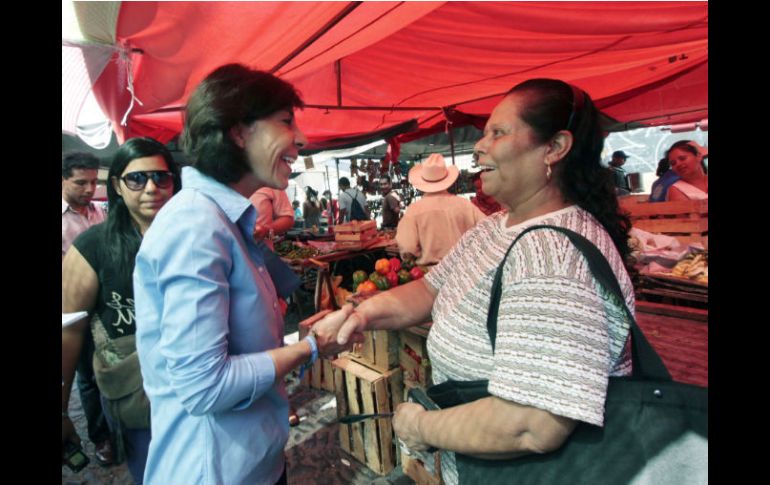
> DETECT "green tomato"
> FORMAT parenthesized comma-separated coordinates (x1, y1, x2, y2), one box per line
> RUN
(352, 270, 368, 286)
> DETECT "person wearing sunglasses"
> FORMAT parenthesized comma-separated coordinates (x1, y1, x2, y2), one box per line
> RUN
(62, 137, 181, 484)
(132, 64, 354, 485)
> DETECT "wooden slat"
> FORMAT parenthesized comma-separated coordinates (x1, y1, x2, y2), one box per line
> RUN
(322, 359, 336, 392)
(344, 369, 366, 464)
(639, 288, 708, 303)
(632, 217, 707, 234)
(333, 366, 351, 454)
(374, 377, 394, 474)
(635, 300, 708, 322)
(310, 359, 322, 389)
(620, 198, 708, 217)
(361, 330, 376, 364)
(360, 379, 382, 473)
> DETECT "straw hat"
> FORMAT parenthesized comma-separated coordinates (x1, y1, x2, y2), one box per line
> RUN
(408, 153, 459, 193)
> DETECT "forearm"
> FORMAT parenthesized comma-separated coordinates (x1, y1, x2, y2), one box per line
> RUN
(271, 215, 294, 236)
(267, 339, 313, 383)
(357, 278, 435, 331)
(61, 321, 87, 411)
(417, 396, 576, 458)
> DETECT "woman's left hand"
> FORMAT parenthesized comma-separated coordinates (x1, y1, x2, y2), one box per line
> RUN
(393, 402, 430, 451)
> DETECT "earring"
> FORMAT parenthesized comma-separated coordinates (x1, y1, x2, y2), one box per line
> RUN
(545, 162, 552, 182)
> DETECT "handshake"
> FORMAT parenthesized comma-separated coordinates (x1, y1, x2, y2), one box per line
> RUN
(305, 304, 369, 357)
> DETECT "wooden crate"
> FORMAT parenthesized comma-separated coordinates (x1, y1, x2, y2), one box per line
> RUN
(344, 329, 400, 373)
(619, 198, 708, 247)
(399, 323, 433, 387)
(332, 357, 404, 475)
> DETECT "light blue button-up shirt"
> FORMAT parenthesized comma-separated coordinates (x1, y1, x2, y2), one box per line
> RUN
(134, 166, 299, 485)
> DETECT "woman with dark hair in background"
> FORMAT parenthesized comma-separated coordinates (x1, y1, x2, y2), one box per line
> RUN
(302, 186, 322, 229)
(332, 78, 635, 484)
(648, 157, 681, 202)
(62, 137, 182, 484)
(132, 64, 352, 485)
(665, 140, 708, 201)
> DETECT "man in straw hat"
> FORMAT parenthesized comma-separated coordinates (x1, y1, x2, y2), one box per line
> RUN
(396, 153, 485, 266)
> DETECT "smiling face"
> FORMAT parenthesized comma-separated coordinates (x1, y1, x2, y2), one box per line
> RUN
(235, 109, 307, 190)
(473, 93, 552, 210)
(112, 155, 175, 233)
(668, 147, 704, 181)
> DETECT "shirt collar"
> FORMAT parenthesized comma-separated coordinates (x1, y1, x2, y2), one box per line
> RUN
(181, 166, 255, 225)
(62, 198, 93, 216)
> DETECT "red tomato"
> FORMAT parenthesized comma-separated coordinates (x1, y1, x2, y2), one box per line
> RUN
(409, 267, 424, 280)
(388, 257, 402, 273)
(375, 258, 391, 275)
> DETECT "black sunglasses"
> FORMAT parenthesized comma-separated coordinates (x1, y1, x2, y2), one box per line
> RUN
(120, 171, 174, 191)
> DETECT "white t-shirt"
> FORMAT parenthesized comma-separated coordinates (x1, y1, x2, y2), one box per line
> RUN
(424, 205, 634, 485)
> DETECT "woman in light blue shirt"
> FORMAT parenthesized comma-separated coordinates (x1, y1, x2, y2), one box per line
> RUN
(133, 64, 354, 485)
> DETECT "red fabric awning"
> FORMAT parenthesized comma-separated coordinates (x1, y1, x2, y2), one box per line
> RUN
(84, 1, 707, 148)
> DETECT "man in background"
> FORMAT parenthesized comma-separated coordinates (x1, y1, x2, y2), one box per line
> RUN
(396, 153, 485, 266)
(61, 151, 113, 465)
(250, 187, 295, 251)
(608, 150, 631, 196)
(379, 174, 401, 229)
(338, 176, 370, 222)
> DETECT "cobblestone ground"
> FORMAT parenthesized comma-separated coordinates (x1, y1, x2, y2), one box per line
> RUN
(62, 372, 414, 485)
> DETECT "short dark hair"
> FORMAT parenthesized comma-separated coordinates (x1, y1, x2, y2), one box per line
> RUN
(339, 177, 351, 188)
(656, 158, 670, 177)
(181, 63, 304, 185)
(507, 78, 631, 263)
(62, 151, 100, 179)
(380, 175, 392, 184)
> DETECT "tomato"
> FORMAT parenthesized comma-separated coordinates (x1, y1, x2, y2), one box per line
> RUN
(388, 257, 402, 273)
(385, 271, 399, 288)
(352, 270, 368, 286)
(356, 280, 378, 293)
(374, 276, 390, 290)
(369, 271, 383, 282)
(409, 267, 424, 280)
(374, 258, 391, 275)
(397, 269, 411, 285)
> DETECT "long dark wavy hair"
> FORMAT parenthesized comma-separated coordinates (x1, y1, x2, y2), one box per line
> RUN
(507, 79, 632, 263)
(181, 63, 305, 185)
(105, 137, 181, 282)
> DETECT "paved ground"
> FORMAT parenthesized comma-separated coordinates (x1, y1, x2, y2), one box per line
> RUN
(63, 374, 414, 485)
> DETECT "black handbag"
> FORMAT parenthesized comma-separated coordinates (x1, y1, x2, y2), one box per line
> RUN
(426, 224, 708, 484)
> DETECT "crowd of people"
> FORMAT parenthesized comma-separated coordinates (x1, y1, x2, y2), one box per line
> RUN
(63, 62, 704, 484)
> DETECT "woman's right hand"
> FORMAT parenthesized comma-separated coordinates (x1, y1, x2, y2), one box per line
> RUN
(311, 304, 364, 356)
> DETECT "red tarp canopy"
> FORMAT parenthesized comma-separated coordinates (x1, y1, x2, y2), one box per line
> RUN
(85, 1, 707, 151)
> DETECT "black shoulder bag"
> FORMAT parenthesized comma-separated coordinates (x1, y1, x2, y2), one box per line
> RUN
(426, 225, 708, 485)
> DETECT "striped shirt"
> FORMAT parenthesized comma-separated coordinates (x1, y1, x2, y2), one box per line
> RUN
(424, 205, 633, 484)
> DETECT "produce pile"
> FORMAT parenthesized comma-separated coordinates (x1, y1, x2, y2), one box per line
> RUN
(275, 240, 322, 261)
(670, 250, 708, 284)
(351, 257, 429, 293)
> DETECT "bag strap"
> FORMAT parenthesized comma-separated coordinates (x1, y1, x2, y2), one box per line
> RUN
(487, 224, 672, 381)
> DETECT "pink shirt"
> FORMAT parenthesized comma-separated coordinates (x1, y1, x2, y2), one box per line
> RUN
(62, 198, 106, 257)
(249, 188, 294, 250)
(395, 192, 486, 266)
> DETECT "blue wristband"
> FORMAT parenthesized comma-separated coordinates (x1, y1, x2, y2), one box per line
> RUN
(298, 333, 318, 380)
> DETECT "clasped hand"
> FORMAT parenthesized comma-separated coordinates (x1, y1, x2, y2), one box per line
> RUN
(308, 304, 366, 356)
